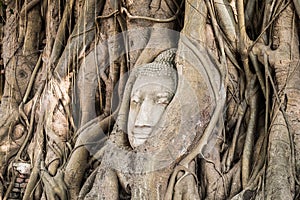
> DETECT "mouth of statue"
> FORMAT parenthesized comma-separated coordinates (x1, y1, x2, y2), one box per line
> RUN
(132, 127, 153, 142)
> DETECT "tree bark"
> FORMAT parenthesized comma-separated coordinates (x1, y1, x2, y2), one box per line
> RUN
(0, 0, 299, 199)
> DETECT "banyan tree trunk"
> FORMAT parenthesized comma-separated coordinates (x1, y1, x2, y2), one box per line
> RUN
(0, 0, 299, 199)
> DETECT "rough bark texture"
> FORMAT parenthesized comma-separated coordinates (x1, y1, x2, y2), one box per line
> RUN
(0, 0, 299, 199)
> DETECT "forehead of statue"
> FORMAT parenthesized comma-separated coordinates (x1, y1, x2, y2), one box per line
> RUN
(131, 75, 176, 95)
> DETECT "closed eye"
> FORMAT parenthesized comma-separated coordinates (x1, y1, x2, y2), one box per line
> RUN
(156, 92, 173, 105)
(131, 96, 141, 105)
(156, 97, 170, 105)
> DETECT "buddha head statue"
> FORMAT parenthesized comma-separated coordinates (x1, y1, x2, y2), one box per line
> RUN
(127, 49, 178, 148)
(104, 46, 215, 174)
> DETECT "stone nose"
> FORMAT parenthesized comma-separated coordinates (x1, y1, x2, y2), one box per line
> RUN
(134, 99, 154, 128)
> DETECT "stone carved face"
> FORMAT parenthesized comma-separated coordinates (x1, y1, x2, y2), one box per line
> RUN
(127, 75, 176, 148)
